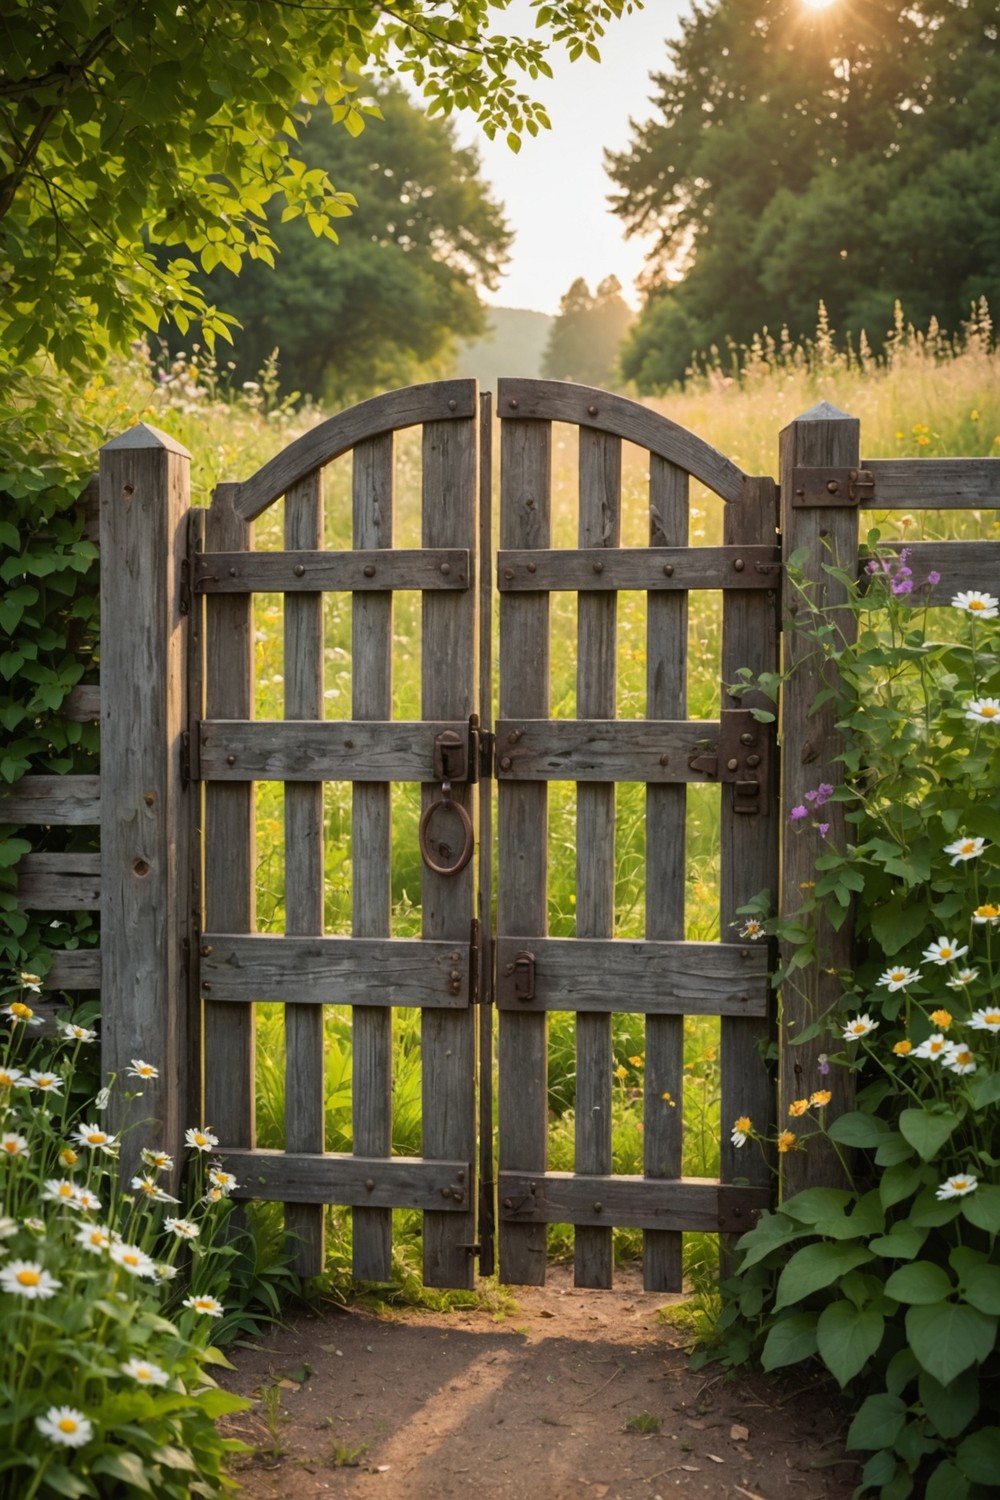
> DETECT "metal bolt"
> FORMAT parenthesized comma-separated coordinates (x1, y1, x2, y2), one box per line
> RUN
(144, 792, 155, 806)
(503, 569, 514, 582)
(457, 1170, 465, 1182)
(365, 1178, 375, 1191)
(733, 558, 745, 572)
(740, 733, 754, 746)
(200, 944, 213, 957)
(226, 754, 236, 766)
(509, 398, 519, 410)
(727, 757, 739, 771)
(228, 567, 237, 578)
(592, 560, 604, 574)
(659, 753, 670, 766)
(507, 729, 522, 744)
(448, 399, 457, 412)
(526, 561, 536, 573)
(450, 970, 461, 982)
(440, 562, 451, 576)
(587, 404, 598, 416)
(293, 564, 305, 577)
(795, 487, 805, 498)
(441, 1187, 453, 1199)
(593, 1201, 603, 1214)
(499, 755, 512, 771)
(503, 1197, 513, 1209)
(451, 952, 460, 962)
(363, 564, 376, 578)
(202, 981, 211, 991)
(746, 753, 760, 768)
(663, 563, 674, 577)
(741, 948, 750, 958)
(826, 480, 840, 495)
(452, 1188, 463, 1201)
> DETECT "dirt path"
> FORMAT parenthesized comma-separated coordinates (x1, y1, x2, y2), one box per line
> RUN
(218, 1266, 858, 1500)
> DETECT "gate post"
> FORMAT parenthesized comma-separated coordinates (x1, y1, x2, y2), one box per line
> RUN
(99, 424, 193, 1188)
(778, 403, 860, 1196)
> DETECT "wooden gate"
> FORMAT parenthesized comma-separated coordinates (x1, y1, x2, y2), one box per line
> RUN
(98, 377, 781, 1291)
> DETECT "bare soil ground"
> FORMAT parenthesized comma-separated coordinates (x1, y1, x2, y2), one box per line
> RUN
(218, 1265, 859, 1500)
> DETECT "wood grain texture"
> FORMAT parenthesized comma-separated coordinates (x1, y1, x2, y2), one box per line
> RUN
(780, 407, 859, 1195)
(220, 1151, 471, 1209)
(496, 546, 779, 591)
(198, 719, 469, 781)
(498, 1172, 770, 1233)
(574, 427, 620, 1289)
(194, 548, 469, 593)
(15, 854, 101, 910)
(859, 540, 1000, 597)
(200, 936, 469, 1005)
(862, 457, 1000, 509)
(497, 380, 748, 503)
(643, 455, 688, 1292)
(235, 381, 476, 520)
(1, 776, 101, 824)
(351, 432, 395, 1280)
(62, 685, 101, 721)
(494, 719, 723, 782)
(477, 392, 496, 1276)
(497, 416, 551, 1286)
(43, 949, 101, 989)
(282, 472, 326, 1275)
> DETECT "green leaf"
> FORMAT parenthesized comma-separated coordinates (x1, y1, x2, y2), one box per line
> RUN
(868, 1224, 928, 1260)
(846, 1392, 908, 1451)
(760, 1312, 819, 1371)
(960, 1262, 1000, 1314)
(773, 1242, 874, 1312)
(869, 897, 929, 955)
(827, 1112, 890, 1147)
(905, 1301, 997, 1384)
(925, 1460, 969, 1500)
(779, 1188, 852, 1223)
(918, 1369, 980, 1440)
(879, 1162, 924, 1210)
(875, 1132, 917, 1166)
(961, 1184, 1000, 1232)
(92, 1452, 154, 1493)
(815, 1300, 884, 1387)
(884, 1260, 955, 1305)
(956, 1428, 1000, 1484)
(967, 1069, 1000, 1108)
(33, 1464, 94, 1499)
(898, 1108, 961, 1162)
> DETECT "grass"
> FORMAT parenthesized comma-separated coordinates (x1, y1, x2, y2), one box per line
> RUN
(105, 310, 1000, 1301)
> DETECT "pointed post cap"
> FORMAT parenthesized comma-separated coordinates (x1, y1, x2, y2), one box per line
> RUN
(100, 422, 191, 459)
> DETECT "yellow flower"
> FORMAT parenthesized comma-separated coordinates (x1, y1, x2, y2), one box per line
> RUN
(628, 1056, 644, 1068)
(893, 1040, 913, 1055)
(777, 1131, 798, 1153)
(810, 1090, 832, 1107)
(788, 1099, 810, 1117)
(661, 1091, 675, 1107)
(614, 1065, 628, 1081)
(971, 410, 980, 421)
(58, 1148, 78, 1168)
(930, 1009, 953, 1030)
(917, 435, 930, 446)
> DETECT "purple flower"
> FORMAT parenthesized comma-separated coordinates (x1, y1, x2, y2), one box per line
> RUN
(817, 1054, 830, 1076)
(927, 571, 941, 586)
(789, 805, 808, 822)
(866, 560, 880, 574)
(806, 783, 834, 808)
(892, 579, 914, 595)
(817, 823, 830, 838)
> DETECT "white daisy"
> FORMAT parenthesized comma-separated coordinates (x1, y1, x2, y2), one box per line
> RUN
(0, 1133, 30, 1159)
(164, 1217, 200, 1239)
(127, 1060, 159, 1080)
(965, 698, 1000, 724)
(912, 1033, 950, 1061)
(969, 1007, 1000, 1031)
(952, 590, 999, 619)
(945, 836, 987, 865)
(0, 1066, 27, 1089)
(184, 1127, 219, 1153)
(0, 1260, 62, 1298)
(207, 1168, 238, 1193)
(935, 1173, 978, 1199)
(876, 966, 920, 992)
(73, 1123, 118, 1154)
(943, 1042, 977, 1075)
(972, 904, 1000, 925)
(947, 968, 980, 988)
(109, 1242, 158, 1279)
(35, 1405, 93, 1448)
(27, 1070, 63, 1095)
(731, 1116, 752, 1148)
(59, 1022, 97, 1043)
(41, 1179, 79, 1208)
(121, 1357, 169, 1387)
(156, 1262, 179, 1282)
(739, 919, 765, 940)
(1, 1001, 42, 1026)
(130, 1174, 180, 1204)
(182, 1293, 224, 1317)
(141, 1149, 174, 1172)
(75, 1223, 112, 1255)
(842, 1014, 878, 1040)
(921, 937, 969, 966)
(75, 1188, 102, 1213)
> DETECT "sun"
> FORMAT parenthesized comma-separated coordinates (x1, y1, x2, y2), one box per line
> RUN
(802, 0, 838, 8)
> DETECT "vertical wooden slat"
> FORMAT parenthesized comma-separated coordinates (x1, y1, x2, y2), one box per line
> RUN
(284, 473, 325, 1276)
(779, 406, 860, 1195)
(720, 476, 780, 1241)
(186, 507, 206, 1168)
(352, 435, 395, 1280)
(99, 424, 192, 1189)
(421, 416, 478, 1289)
(203, 482, 256, 1150)
(643, 456, 689, 1293)
(574, 430, 621, 1289)
(498, 417, 551, 1286)
(477, 393, 496, 1278)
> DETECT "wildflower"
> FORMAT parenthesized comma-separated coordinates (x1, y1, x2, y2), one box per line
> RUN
(892, 1039, 913, 1055)
(731, 1116, 752, 1148)
(913, 1033, 949, 1061)
(121, 1357, 169, 1387)
(0, 1260, 62, 1298)
(73, 1123, 118, 1154)
(972, 905, 1000, 925)
(0, 1066, 26, 1089)
(94, 1087, 111, 1111)
(817, 1054, 830, 1076)
(923, 939, 969, 967)
(952, 590, 999, 619)
(185, 1127, 219, 1152)
(777, 1131, 798, 1153)
(969, 1007, 1000, 1031)
(164, 1217, 200, 1239)
(2, 1002, 41, 1027)
(156, 1262, 179, 1282)
(127, 1060, 159, 1080)
(660, 1093, 676, 1109)
(788, 1099, 810, 1117)
(739, 918, 765, 940)
(929, 1009, 954, 1029)
(41, 1179, 79, 1208)
(966, 698, 1000, 724)
(141, 1148, 174, 1172)
(843, 1014, 878, 1040)
(182, 1293, 224, 1316)
(59, 1021, 97, 1043)
(109, 1242, 158, 1279)
(75, 1224, 112, 1254)
(945, 836, 987, 865)
(18, 972, 42, 993)
(877, 966, 920, 991)
(948, 968, 981, 987)
(943, 1042, 976, 1075)
(207, 1167, 238, 1192)
(817, 823, 830, 838)
(789, 805, 808, 821)
(926, 570, 941, 586)
(936, 1173, 978, 1200)
(1, 1133, 30, 1159)
(58, 1146, 79, 1168)
(27, 1070, 64, 1096)
(24, 1218, 45, 1234)
(130, 1175, 180, 1204)
(75, 1188, 102, 1213)
(35, 1406, 93, 1448)
(628, 1055, 644, 1068)
(804, 783, 835, 807)
(202, 1187, 225, 1204)
(810, 1090, 832, 1107)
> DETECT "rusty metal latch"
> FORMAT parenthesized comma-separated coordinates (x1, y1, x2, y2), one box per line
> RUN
(791, 467, 875, 507)
(502, 950, 535, 1002)
(687, 709, 771, 816)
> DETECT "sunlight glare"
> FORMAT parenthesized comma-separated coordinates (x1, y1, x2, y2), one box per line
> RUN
(802, 0, 838, 9)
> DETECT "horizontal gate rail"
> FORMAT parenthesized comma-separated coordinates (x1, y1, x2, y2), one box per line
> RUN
(218, 1151, 471, 1210)
(496, 544, 780, 590)
(494, 718, 722, 782)
(194, 547, 470, 593)
(860, 456, 1000, 507)
(15, 853, 101, 910)
(494, 937, 767, 1014)
(198, 719, 470, 780)
(861, 539, 1000, 596)
(200, 935, 470, 1005)
(1, 774, 102, 824)
(497, 1174, 770, 1233)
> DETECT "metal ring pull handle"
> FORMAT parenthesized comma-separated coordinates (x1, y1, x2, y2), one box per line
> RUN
(418, 779, 474, 876)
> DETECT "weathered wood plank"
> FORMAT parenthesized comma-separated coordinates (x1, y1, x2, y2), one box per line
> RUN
(195, 548, 469, 593)
(644, 454, 688, 1293)
(421, 414, 478, 1289)
(0, 776, 101, 824)
(859, 540, 1000, 598)
(99, 424, 192, 1186)
(200, 935, 470, 1005)
(198, 719, 469, 781)
(62, 684, 101, 721)
(780, 405, 859, 1195)
(495, 719, 722, 782)
(574, 426, 620, 1289)
(352, 431, 395, 1281)
(203, 483, 256, 1152)
(496, 937, 767, 1014)
(43, 949, 101, 989)
(16, 854, 101, 910)
(862, 457, 1000, 509)
(497, 546, 780, 592)
(477, 391, 496, 1277)
(499, 1172, 770, 1233)
(497, 416, 551, 1286)
(498, 379, 748, 503)
(235, 381, 477, 520)
(220, 1151, 471, 1210)
(283, 472, 326, 1276)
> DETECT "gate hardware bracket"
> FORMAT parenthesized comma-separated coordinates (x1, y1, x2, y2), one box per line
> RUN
(686, 709, 771, 816)
(433, 729, 468, 784)
(791, 467, 875, 508)
(502, 950, 535, 1002)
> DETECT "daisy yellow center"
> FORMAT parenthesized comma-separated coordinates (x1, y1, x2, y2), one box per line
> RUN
(955, 1050, 973, 1064)
(57, 1418, 79, 1434)
(3, 1142, 19, 1154)
(16, 1269, 40, 1286)
(850, 1023, 867, 1034)
(195, 1298, 213, 1310)
(193, 1133, 208, 1146)
(970, 600, 986, 611)
(929, 1040, 945, 1053)
(735, 1116, 751, 1132)
(89, 1232, 105, 1245)
(953, 1178, 972, 1190)
(60, 1150, 77, 1164)
(136, 1367, 152, 1380)
(894, 1041, 912, 1054)
(961, 842, 976, 853)
(37, 1078, 55, 1089)
(11, 1003, 31, 1018)
(982, 706, 998, 717)
(979, 907, 1000, 918)
(86, 1132, 106, 1144)
(891, 972, 906, 982)
(57, 1184, 73, 1197)
(985, 1012, 1000, 1025)
(122, 1252, 140, 1266)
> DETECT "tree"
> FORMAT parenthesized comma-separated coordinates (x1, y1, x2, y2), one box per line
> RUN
(200, 83, 512, 405)
(607, 0, 1000, 390)
(0, 0, 641, 375)
(540, 274, 633, 386)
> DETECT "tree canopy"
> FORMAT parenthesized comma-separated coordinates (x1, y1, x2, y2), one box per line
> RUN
(607, 0, 1000, 390)
(540, 274, 633, 386)
(0, 0, 640, 375)
(199, 82, 512, 405)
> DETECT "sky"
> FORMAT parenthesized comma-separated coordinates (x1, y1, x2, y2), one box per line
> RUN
(453, 0, 692, 316)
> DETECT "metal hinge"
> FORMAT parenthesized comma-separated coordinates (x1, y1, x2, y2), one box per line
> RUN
(179, 556, 192, 616)
(478, 727, 495, 780)
(687, 709, 771, 815)
(469, 917, 482, 1005)
(180, 730, 192, 788)
(791, 467, 875, 508)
